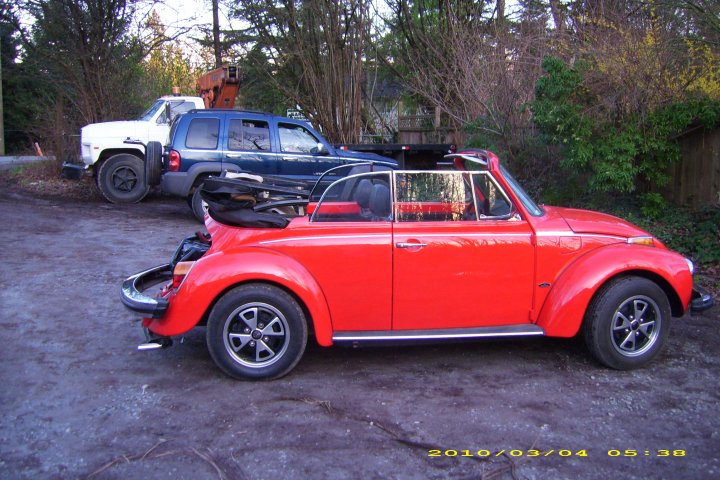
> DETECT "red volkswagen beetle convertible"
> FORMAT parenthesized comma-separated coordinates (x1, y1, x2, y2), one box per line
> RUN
(122, 150, 710, 380)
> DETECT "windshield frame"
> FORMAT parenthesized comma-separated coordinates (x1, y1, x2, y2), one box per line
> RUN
(499, 165, 544, 217)
(138, 99, 165, 121)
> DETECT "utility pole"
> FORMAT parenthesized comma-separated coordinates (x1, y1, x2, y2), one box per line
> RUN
(0, 35, 5, 156)
(212, 0, 222, 68)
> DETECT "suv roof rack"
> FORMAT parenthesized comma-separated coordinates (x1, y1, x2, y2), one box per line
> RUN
(185, 108, 281, 116)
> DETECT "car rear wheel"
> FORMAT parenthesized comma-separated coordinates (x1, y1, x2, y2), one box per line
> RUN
(582, 276, 671, 370)
(97, 154, 149, 203)
(206, 284, 308, 380)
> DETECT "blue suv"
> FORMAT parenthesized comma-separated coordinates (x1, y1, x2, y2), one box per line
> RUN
(144, 110, 396, 220)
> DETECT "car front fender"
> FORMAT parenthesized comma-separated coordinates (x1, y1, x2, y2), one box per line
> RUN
(144, 248, 334, 345)
(536, 243, 693, 337)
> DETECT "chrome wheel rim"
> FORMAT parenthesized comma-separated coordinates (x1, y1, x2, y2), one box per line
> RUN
(223, 302, 289, 368)
(610, 295, 661, 357)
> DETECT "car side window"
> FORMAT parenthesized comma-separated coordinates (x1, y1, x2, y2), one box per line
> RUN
(228, 119, 270, 151)
(312, 172, 392, 222)
(395, 171, 474, 222)
(279, 123, 320, 153)
(471, 173, 513, 217)
(185, 118, 219, 149)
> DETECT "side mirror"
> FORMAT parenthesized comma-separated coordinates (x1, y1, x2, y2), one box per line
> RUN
(313, 143, 329, 155)
(157, 102, 171, 125)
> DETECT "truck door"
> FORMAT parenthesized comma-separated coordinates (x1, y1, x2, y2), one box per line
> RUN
(276, 122, 342, 181)
(222, 118, 278, 175)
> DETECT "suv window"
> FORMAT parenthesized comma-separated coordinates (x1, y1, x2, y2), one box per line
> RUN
(279, 123, 320, 153)
(228, 119, 270, 151)
(186, 118, 219, 149)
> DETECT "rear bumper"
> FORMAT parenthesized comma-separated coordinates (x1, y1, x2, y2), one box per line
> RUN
(691, 285, 714, 313)
(120, 264, 172, 318)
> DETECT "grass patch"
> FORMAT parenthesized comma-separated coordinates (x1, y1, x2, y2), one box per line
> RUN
(1, 159, 100, 201)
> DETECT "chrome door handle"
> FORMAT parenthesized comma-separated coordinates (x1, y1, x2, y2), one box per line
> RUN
(396, 242, 427, 249)
(282, 156, 297, 161)
(226, 153, 243, 158)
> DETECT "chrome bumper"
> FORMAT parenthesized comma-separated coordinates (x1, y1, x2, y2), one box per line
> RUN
(120, 264, 172, 318)
(691, 286, 714, 313)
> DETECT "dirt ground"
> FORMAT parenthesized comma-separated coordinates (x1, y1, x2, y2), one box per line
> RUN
(0, 186, 718, 480)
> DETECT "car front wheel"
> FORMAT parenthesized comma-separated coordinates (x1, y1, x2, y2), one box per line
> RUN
(583, 276, 671, 370)
(206, 284, 308, 380)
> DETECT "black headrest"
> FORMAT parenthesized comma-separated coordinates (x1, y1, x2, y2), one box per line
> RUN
(369, 183, 391, 218)
(355, 179, 373, 208)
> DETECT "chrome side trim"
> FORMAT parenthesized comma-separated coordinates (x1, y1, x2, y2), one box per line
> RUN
(259, 234, 392, 245)
(535, 231, 626, 240)
(333, 325, 544, 342)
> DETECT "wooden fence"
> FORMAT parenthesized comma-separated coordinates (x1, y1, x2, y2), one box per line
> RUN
(664, 127, 720, 207)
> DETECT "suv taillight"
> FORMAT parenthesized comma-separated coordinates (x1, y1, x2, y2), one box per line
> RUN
(168, 150, 181, 172)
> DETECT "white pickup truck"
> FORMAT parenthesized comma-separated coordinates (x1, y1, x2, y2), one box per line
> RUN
(78, 96, 205, 203)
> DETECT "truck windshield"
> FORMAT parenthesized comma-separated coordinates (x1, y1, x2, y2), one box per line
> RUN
(138, 100, 165, 121)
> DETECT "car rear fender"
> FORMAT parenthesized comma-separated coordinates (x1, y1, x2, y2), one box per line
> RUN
(145, 248, 334, 345)
(536, 244, 693, 337)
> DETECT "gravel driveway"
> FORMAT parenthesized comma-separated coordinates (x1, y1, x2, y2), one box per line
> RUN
(1, 190, 718, 479)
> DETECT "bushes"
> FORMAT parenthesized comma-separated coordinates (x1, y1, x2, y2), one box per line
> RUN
(529, 56, 720, 207)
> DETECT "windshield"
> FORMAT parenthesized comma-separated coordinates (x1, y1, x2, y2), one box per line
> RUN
(138, 99, 165, 121)
(499, 165, 544, 216)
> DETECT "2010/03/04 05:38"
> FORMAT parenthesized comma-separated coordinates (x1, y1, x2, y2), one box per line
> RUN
(427, 449, 687, 458)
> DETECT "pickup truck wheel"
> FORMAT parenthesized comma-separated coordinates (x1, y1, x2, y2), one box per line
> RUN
(190, 187, 207, 222)
(206, 284, 308, 380)
(582, 276, 671, 370)
(97, 154, 149, 203)
(145, 141, 162, 186)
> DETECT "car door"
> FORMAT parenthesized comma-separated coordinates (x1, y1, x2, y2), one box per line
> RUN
(287, 171, 394, 331)
(392, 171, 535, 330)
(222, 117, 278, 175)
(276, 122, 342, 180)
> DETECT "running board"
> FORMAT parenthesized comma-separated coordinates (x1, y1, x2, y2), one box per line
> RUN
(333, 325, 544, 343)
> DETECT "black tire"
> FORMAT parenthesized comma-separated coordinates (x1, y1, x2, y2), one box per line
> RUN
(97, 154, 149, 203)
(190, 187, 206, 222)
(206, 284, 308, 380)
(582, 276, 671, 370)
(145, 141, 162, 186)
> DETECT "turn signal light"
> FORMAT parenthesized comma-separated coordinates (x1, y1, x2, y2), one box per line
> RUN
(627, 236, 655, 247)
(172, 261, 194, 288)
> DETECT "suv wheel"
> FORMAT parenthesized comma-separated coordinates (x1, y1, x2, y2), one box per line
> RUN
(97, 154, 149, 203)
(189, 186, 207, 222)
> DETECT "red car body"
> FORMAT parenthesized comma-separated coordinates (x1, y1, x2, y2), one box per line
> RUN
(122, 150, 699, 380)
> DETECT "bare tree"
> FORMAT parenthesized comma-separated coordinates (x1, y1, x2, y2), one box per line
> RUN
(383, 0, 553, 160)
(232, 0, 370, 143)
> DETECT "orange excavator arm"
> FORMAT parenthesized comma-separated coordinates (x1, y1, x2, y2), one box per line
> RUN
(196, 65, 240, 109)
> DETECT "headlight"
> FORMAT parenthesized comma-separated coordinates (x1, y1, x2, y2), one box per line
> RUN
(685, 257, 694, 276)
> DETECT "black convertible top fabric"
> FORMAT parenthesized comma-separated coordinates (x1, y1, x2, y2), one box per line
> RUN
(200, 177, 290, 229)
